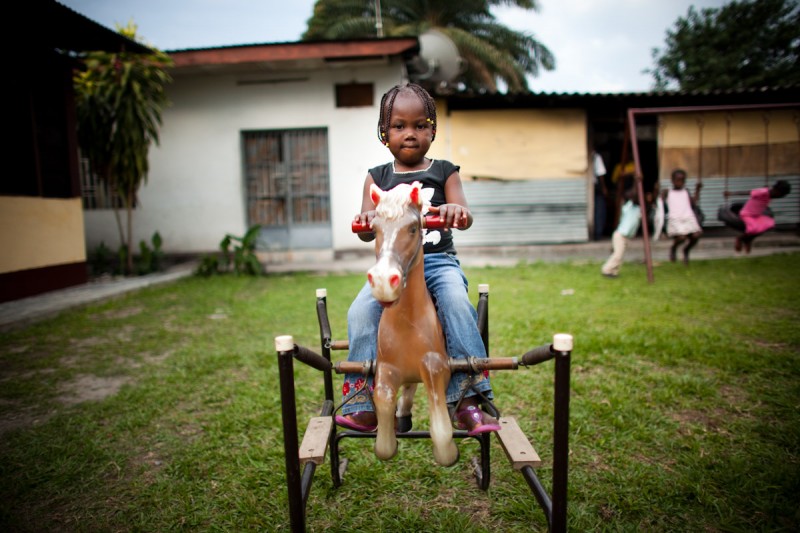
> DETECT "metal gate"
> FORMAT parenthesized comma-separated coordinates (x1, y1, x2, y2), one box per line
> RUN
(243, 129, 331, 250)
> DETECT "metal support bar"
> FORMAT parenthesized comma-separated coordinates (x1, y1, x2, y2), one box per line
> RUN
(294, 344, 332, 372)
(520, 344, 556, 366)
(477, 284, 489, 354)
(275, 335, 305, 533)
(315, 289, 334, 403)
(334, 347, 556, 376)
(550, 334, 572, 533)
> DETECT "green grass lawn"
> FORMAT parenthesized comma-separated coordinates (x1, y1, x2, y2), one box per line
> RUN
(1, 253, 798, 532)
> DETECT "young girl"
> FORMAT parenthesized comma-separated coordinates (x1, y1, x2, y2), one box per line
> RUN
(336, 83, 500, 436)
(662, 168, 703, 264)
(600, 187, 641, 278)
(724, 180, 791, 253)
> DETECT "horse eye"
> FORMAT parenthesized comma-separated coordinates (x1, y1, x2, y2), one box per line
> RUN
(409, 226, 417, 235)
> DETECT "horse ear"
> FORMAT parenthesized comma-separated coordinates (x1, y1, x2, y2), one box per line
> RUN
(370, 184, 383, 206)
(409, 182, 421, 207)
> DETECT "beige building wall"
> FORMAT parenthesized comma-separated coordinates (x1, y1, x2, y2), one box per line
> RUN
(661, 110, 798, 147)
(659, 110, 799, 181)
(0, 197, 86, 274)
(429, 104, 588, 180)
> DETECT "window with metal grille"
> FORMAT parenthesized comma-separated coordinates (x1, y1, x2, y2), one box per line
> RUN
(243, 129, 330, 228)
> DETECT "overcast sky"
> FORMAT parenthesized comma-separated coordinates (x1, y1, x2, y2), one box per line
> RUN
(61, 0, 729, 93)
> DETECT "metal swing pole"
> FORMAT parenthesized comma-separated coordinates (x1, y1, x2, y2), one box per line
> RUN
(626, 108, 655, 283)
(275, 335, 305, 533)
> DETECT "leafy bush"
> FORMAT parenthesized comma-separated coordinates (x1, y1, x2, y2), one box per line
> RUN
(196, 225, 262, 276)
(136, 232, 164, 275)
(88, 232, 165, 277)
(87, 241, 114, 276)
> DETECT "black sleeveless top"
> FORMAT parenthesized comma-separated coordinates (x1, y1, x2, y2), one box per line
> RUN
(369, 159, 460, 254)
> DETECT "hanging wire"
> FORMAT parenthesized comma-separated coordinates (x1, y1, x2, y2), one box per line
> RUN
(696, 115, 705, 185)
(724, 113, 732, 206)
(795, 111, 800, 176)
(657, 115, 665, 185)
(763, 112, 770, 186)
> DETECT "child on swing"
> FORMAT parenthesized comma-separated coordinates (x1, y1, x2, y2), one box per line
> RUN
(724, 180, 791, 253)
(336, 83, 500, 436)
(662, 168, 703, 264)
(600, 186, 642, 278)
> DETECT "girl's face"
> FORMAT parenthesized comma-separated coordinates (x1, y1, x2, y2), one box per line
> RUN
(671, 173, 686, 189)
(385, 91, 433, 170)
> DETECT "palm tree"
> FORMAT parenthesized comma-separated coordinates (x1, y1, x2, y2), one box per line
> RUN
(74, 23, 172, 274)
(303, 0, 555, 93)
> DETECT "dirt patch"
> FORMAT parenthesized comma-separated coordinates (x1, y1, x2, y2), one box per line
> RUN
(0, 403, 55, 436)
(57, 374, 131, 406)
(96, 306, 144, 320)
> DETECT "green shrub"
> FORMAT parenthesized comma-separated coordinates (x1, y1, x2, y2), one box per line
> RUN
(196, 225, 262, 276)
(88, 232, 165, 277)
(136, 232, 164, 275)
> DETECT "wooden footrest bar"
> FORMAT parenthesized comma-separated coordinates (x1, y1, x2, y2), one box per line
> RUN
(299, 416, 333, 465)
(496, 416, 541, 470)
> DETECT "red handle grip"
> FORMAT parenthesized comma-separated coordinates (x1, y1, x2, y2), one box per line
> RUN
(351, 216, 447, 233)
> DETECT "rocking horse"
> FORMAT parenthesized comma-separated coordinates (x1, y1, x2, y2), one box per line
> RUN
(273, 181, 574, 532)
(354, 180, 458, 465)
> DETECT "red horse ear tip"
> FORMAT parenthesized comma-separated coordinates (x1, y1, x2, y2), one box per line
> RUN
(371, 186, 382, 205)
(409, 185, 420, 205)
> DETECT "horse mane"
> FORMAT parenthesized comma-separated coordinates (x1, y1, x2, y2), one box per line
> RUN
(374, 181, 433, 220)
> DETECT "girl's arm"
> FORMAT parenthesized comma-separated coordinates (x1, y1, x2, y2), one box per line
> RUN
(429, 170, 473, 230)
(692, 181, 703, 203)
(354, 173, 377, 242)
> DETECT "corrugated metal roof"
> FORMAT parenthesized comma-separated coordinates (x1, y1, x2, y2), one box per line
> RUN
(445, 85, 799, 110)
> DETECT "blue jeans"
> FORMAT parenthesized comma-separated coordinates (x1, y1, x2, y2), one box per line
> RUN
(341, 253, 493, 415)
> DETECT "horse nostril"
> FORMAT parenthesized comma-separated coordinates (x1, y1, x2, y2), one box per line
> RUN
(368, 273, 374, 286)
(389, 274, 401, 288)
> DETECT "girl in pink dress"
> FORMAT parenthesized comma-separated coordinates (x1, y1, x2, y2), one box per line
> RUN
(662, 168, 703, 264)
(724, 180, 791, 253)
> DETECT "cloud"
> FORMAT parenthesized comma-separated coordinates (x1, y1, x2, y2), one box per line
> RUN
(494, 0, 728, 93)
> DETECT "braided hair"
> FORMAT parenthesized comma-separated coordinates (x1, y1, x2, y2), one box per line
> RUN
(377, 83, 437, 145)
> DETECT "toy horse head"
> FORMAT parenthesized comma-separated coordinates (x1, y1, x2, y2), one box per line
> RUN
(367, 181, 432, 306)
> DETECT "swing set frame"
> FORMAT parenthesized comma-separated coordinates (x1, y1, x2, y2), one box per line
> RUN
(623, 102, 798, 283)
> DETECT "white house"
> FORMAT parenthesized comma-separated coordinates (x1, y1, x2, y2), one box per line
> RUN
(84, 38, 422, 263)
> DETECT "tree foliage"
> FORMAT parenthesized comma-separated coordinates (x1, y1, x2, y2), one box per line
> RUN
(303, 0, 554, 93)
(648, 0, 800, 91)
(74, 23, 173, 274)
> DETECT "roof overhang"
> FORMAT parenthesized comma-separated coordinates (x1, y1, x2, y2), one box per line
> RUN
(168, 38, 420, 76)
